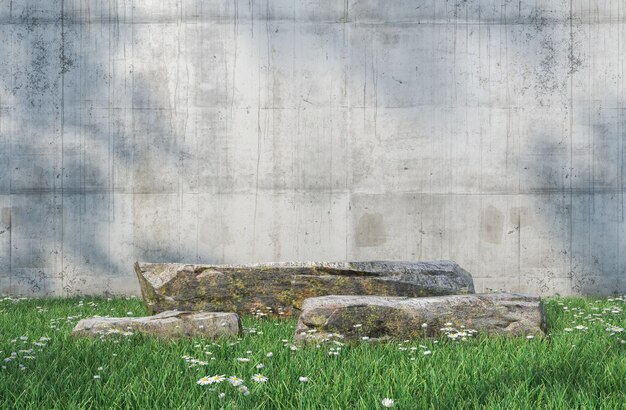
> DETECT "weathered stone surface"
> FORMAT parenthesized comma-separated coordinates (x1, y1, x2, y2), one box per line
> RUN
(135, 261, 475, 316)
(72, 311, 241, 339)
(294, 293, 546, 342)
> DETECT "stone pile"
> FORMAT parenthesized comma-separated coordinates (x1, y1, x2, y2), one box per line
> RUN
(73, 260, 547, 341)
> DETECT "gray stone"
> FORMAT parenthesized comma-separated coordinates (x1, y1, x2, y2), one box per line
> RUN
(294, 293, 546, 342)
(71, 310, 241, 339)
(135, 260, 475, 316)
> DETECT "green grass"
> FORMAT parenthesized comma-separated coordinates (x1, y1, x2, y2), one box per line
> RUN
(0, 295, 624, 409)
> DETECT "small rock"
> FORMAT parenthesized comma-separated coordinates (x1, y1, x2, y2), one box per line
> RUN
(72, 311, 241, 339)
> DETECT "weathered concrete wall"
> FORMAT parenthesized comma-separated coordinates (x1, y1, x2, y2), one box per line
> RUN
(0, 1, 624, 296)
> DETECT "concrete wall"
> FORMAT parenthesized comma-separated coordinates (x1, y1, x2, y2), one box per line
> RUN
(0, 0, 624, 297)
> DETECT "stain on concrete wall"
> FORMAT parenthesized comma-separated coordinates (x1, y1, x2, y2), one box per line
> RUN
(480, 206, 504, 245)
(0, 1, 624, 296)
(355, 213, 386, 247)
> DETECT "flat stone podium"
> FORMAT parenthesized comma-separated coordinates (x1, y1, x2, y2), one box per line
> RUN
(135, 260, 475, 317)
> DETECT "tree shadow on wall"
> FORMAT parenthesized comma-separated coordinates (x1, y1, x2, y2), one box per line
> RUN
(0, 2, 190, 296)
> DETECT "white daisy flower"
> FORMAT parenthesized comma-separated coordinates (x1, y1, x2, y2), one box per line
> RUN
(207, 375, 226, 384)
(197, 376, 211, 385)
(228, 376, 244, 386)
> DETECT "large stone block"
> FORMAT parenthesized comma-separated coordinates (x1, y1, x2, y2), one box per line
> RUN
(134, 260, 475, 316)
(294, 293, 546, 342)
(72, 311, 241, 339)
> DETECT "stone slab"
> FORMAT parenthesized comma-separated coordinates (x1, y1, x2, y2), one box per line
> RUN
(294, 293, 546, 342)
(134, 260, 475, 316)
(72, 310, 241, 339)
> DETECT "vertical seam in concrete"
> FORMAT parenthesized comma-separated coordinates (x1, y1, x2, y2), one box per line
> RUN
(373, 41, 378, 143)
(515, 0, 522, 293)
(195, 2, 202, 263)
(7, 17, 12, 293)
(503, 2, 514, 290)
(477, 0, 485, 291)
(176, 0, 185, 262)
(130, 0, 136, 268)
(231, 0, 238, 118)
(329, 79, 333, 250)
(250, 0, 254, 37)
(108, 0, 113, 277)
(251, 2, 267, 260)
(617, 0, 623, 292)
(219, 12, 226, 263)
(60, 0, 65, 294)
(344, 9, 350, 263)
(79, 1, 85, 285)
(568, 0, 574, 292)
(8, 208, 11, 293)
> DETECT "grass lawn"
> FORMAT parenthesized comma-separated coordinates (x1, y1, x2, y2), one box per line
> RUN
(0, 295, 624, 409)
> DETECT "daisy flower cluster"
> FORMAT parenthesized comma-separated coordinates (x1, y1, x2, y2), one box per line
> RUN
(297, 330, 346, 345)
(76, 299, 99, 309)
(186, 341, 281, 401)
(249, 305, 287, 318)
(438, 323, 478, 341)
(397, 341, 434, 360)
(196, 373, 268, 397)
(48, 314, 84, 331)
(243, 326, 263, 336)
(250, 306, 273, 319)
(554, 296, 626, 344)
(0, 296, 29, 303)
(182, 355, 210, 368)
(86, 326, 135, 341)
(2, 335, 52, 371)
